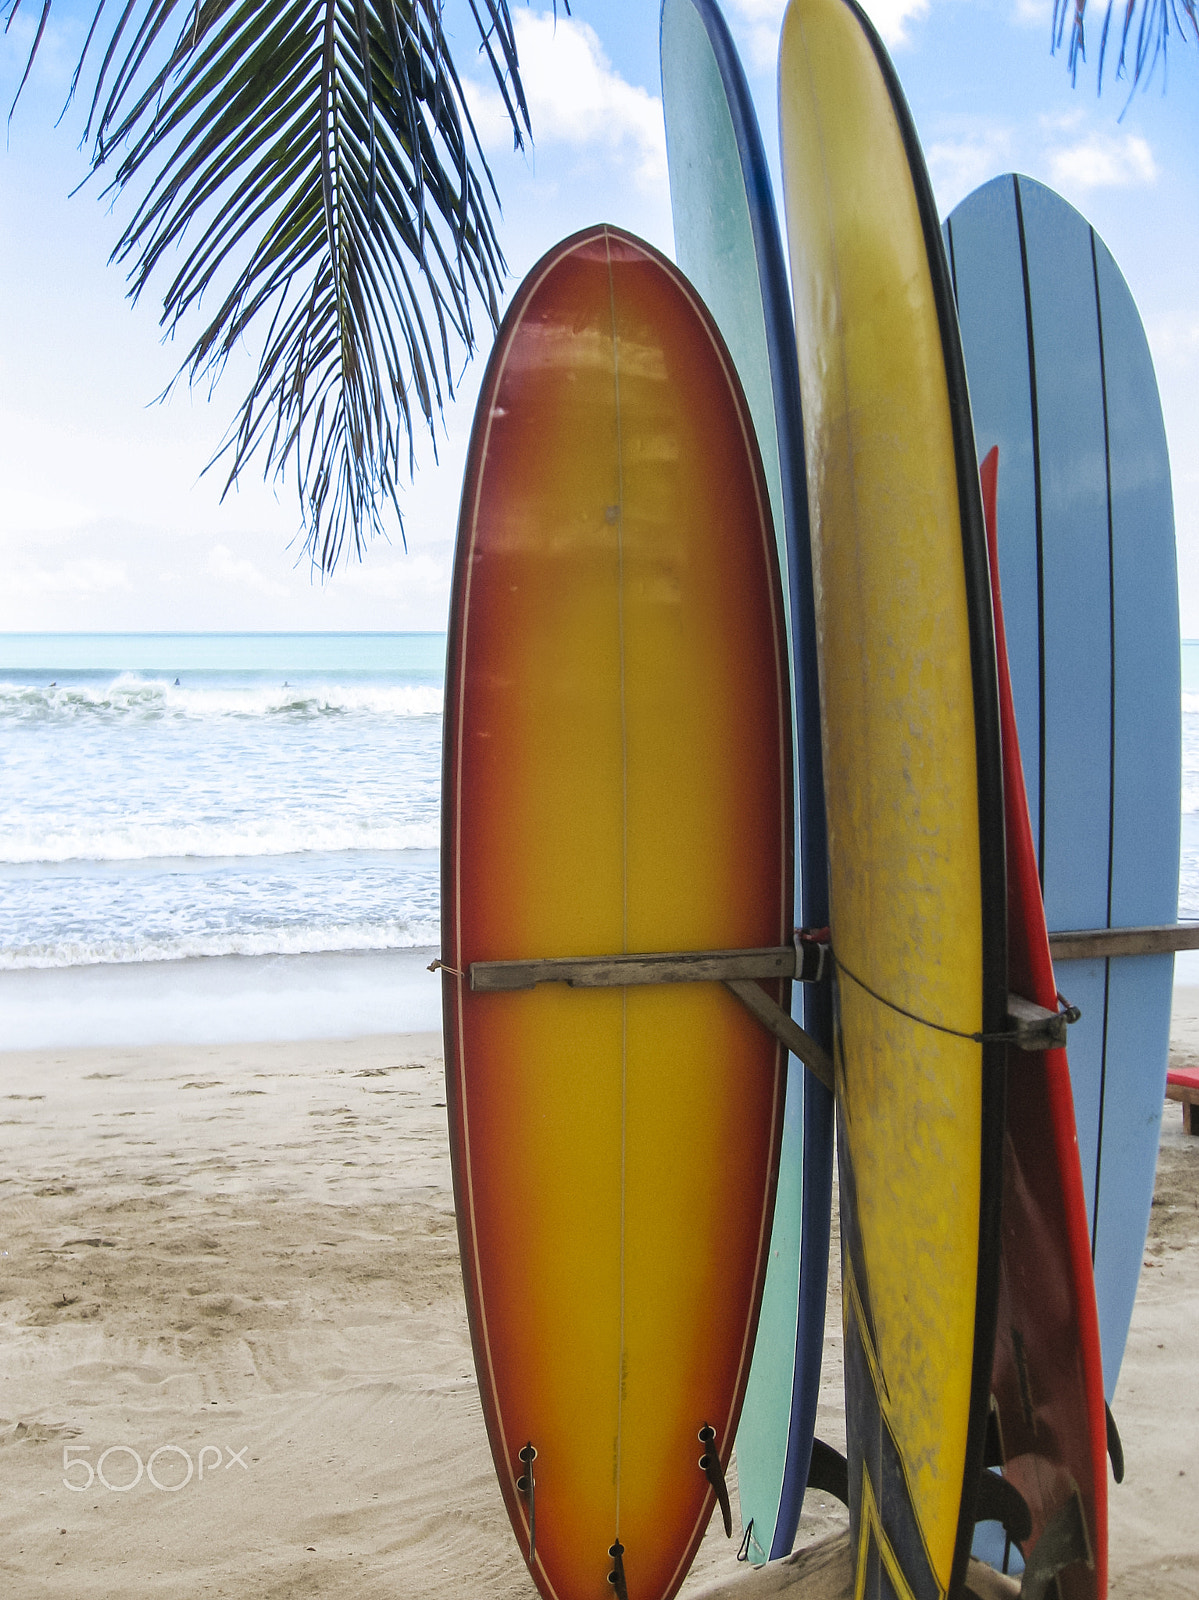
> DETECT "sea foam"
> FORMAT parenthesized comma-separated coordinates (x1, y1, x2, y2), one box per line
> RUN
(0, 916, 442, 971)
(0, 818, 439, 867)
(0, 675, 443, 723)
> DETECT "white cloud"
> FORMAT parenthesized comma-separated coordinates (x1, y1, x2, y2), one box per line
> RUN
(729, 0, 787, 18)
(1144, 310, 1199, 375)
(467, 10, 667, 190)
(207, 543, 289, 598)
(2, 557, 130, 613)
(727, 0, 788, 67)
(0, 487, 98, 536)
(336, 548, 454, 628)
(921, 111, 1161, 217)
(339, 546, 451, 597)
(0, 5, 85, 92)
(857, 0, 932, 46)
(926, 125, 1018, 213)
(725, 0, 928, 63)
(1048, 131, 1159, 190)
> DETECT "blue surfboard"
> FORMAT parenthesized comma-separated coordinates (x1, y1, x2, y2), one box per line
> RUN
(944, 174, 1181, 1401)
(660, 0, 834, 1563)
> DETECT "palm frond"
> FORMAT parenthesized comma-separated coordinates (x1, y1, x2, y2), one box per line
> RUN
(5, 0, 569, 572)
(1053, 0, 1199, 93)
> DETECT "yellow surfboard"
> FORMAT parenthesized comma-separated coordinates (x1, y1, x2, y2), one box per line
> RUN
(778, 4, 1007, 1597)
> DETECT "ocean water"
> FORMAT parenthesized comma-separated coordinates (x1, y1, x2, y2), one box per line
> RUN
(2, 633, 1197, 1048)
(0, 634, 445, 1046)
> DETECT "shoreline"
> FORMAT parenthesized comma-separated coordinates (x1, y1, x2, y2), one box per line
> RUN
(0, 947, 442, 1051)
(0, 1027, 1194, 1597)
(5, 956, 1199, 1055)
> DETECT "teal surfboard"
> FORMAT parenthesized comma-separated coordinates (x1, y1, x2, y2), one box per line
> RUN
(661, 0, 834, 1564)
(945, 174, 1181, 1401)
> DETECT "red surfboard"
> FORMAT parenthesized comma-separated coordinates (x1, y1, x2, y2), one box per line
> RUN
(982, 445, 1108, 1599)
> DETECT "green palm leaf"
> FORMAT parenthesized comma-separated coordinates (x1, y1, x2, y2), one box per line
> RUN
(6, 0, 564, 571)
(1054, 0, 1198, 92)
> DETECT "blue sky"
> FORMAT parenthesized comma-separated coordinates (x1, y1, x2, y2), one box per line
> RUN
(2, 0, 1197, 631)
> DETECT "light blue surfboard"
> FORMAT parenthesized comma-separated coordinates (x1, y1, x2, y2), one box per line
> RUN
(661, 0, 834, 1564)
(945, 174, 1181, 1402)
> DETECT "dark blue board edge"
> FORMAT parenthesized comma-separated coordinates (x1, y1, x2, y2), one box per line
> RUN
(1011, 176, 1049, 888)
(843, 6, 1008, 1598)
(1090, 218, 1118, 1260)
(661, 0, 834, 1560)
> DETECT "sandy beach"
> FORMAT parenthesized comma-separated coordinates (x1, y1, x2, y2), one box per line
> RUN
(0, 1007, 1194, 1599)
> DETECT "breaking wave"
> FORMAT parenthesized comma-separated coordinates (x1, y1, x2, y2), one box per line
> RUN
(0, 818, 439, 867)
(0, 675, 443, 723)
(0, 917, 441, 971)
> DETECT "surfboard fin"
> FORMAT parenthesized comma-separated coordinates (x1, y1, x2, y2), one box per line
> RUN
(806, 1438, 849, 1506)
(608, 1540, 629, 1600)
(973, 1469, 1032, 1545)
(1018, 1488, 1092, 1600)
(698, 1423, 733, 1536)
(516, 1442, 537, 1565)
(1105, 1401, 1125, 1483)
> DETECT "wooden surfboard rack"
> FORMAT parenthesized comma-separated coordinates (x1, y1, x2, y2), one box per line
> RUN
(1047, 923, 1199, 961)
(467, 941, 827, 991)
(466, 941, 835, 1089)
(455, 941, 1076, 1091)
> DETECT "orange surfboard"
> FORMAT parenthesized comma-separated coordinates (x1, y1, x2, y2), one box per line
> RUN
(441, 226, 792, 1600)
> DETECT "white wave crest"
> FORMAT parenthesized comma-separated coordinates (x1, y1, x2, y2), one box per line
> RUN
(0, 918, 442, 971)
(0, 818, 439, 866)
(0, 674, 443, 722)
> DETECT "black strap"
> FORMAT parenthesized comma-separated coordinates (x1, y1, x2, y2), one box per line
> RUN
(834, 953, 1078, 1046)
(736, 1519, 755, 1563)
